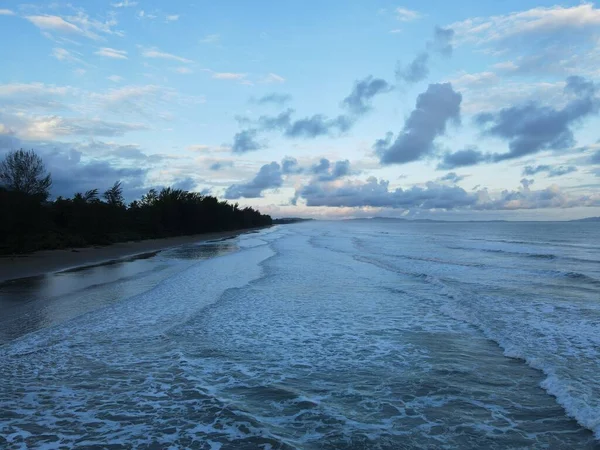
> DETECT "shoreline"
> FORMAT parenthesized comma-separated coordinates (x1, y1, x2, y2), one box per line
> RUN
(0, 227, 268, 284)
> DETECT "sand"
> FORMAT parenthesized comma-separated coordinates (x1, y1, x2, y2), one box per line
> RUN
(0, 228, 266, 283)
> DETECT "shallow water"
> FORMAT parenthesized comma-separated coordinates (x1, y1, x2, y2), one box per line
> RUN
(1, 221, 599, 449)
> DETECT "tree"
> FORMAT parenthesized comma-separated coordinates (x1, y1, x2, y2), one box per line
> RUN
(0, 149, 52, 199)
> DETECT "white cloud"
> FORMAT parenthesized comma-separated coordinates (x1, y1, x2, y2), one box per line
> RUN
(212, 72, 247, 80)
(200, 34, 220, 44)
(74, 68, 87, 76)
(0, 112, 147, 140)
(261, 73, 285, 84)
(142, 48, 193, 63)
(451, 3, 600, 44)
(51, 47, 85, 65)
(26, 15, 83, 35)
(107, 75, 123, 83)
(0, 9, 15, 15)
(166, 14, 179, 22)
(111, 0, 138, 7)
(395, 7, 420, 22)
(175, 67, 193, 74)
(137, 10, 158, 20)
(25, 12, 123, 40)
(95, 47, 128, 59)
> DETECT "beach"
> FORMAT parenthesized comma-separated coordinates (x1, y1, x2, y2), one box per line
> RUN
(0, 228, 266, 283)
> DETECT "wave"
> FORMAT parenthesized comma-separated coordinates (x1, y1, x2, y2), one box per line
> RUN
(448, 245, 600, 266)
(438, 286, 600, 440)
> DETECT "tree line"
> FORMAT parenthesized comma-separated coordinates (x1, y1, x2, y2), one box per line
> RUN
(0, 149, 272, 254)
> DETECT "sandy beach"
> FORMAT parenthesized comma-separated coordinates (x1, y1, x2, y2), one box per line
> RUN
(0, 228, 266, 284)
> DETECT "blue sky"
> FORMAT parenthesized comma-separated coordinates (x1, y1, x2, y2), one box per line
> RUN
(1, 1, 599, 219)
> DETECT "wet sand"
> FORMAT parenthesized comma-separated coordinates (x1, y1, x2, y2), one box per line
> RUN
(0, 228, 266, 283)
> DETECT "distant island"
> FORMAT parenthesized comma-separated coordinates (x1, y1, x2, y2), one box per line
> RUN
(347, 216, 600, 223)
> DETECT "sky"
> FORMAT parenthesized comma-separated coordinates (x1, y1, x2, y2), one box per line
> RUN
(1, 0, 600, 220)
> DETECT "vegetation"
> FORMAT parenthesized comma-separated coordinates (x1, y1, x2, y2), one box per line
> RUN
(0, 149, 272, 254)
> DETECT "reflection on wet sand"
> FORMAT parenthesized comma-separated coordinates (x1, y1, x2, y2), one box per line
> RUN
(0, 240, 239, 345)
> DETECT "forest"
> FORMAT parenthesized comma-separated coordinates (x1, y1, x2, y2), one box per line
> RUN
(0, 149, 272, 254)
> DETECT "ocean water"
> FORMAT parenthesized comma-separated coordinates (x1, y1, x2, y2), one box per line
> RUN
(1, 221, 599, 449)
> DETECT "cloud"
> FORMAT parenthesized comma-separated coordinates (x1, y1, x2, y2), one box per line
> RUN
(285, 114, 353, 138)
(172, 177, 196, 191)
(51, 47, 85, 64)
(0, 9, 15, 15)
(590, 150, 600, 165)
(0, 112, 147, 140)
(281, 157, 302, 174)
(209, 161, 234, 171)
(429, 26, 454, 56)
(0, 143, 149, 200)
(522, 165, 578, 177)
(438, 147, 489, 169)
(108, 75, 123, 83)
(342, 76, 392, 114)
(261, 73, 286, 84)
(395, 8, 420, 22)
(174, 67, 193, 74)
(451, 4, 600, 45)
(26, 15, 84, 35)
(296, 176, 600, 211)
(95, 47, 128, 59)
(142, 48, 192, 63)
(314, 159, 351, 181)
(232, 129, 263, 153)
(440, 172, 466, 183)
(200, 34, 220, 44)
(111, 1, 138, 7)
(0, 82, 73, 111)
(258, 108, 294, 131)
(476, 76, 599, 161)
(376, 82, 462, 164)
(252, 93, 292, 106)
(26, 12, 122, 41)
(212, 72, 247, 80)
(224, 162, 283, 199)
(396, 52, 429, 83)
(137, 10, 157, 20)
(165, 15, 179, 22)
(93, 85, 178, 118)
(298, 177, 476, 209)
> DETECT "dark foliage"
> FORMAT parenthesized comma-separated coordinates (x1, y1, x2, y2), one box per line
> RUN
(0, 150, 272, 254)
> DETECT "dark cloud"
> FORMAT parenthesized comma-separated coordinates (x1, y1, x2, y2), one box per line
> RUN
(437, 147, 489, 169)
(522, 164, 578, 177)
(298, 178, 476, 209)
(429, 26, 454, 56)
(0, 141, 149, 201)
(295, 176, 600, 211)
(376, 83, 462, 165)
(590, 150, 600, 164)
(172, 177, 197, 191)
(281, 156, 302, 174)
(342, 76, 392, 114)
(232, 129, 263, 153)
(310, 158, 330, 174)
(209, 160, 234, 171)
(258, 109, 293, 131)
(476, 76, 600, 161)
(284, 114, 354, 138)
(440, 172, 466, 183)
(252, 93, 292, 106)
(224, 162, 283, 199)
(396, 52, 429, 83)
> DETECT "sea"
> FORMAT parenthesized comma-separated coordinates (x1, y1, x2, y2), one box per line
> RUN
(0, 220, 599, 449)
